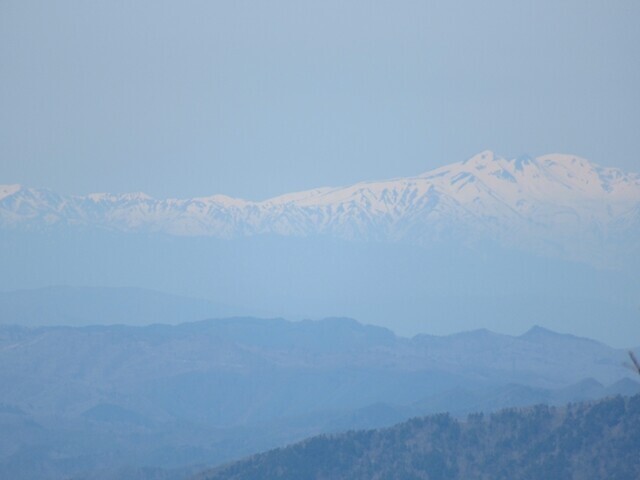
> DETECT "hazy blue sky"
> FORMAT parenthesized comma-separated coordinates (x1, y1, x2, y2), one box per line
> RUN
(2, 0, 639, 200)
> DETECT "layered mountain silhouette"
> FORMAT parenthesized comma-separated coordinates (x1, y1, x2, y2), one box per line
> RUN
(0, 317, 638, 479)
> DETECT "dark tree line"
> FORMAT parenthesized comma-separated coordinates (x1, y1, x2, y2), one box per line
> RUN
(197, 395, 640, 480)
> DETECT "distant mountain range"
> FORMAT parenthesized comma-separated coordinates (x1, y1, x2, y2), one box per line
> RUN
(1, 317, 638, 479)
(2, 151, 639, 266)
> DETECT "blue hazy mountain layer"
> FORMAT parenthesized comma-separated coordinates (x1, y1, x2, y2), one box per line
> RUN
(0, 317, 638, 480)
(1, 229, 637, 346)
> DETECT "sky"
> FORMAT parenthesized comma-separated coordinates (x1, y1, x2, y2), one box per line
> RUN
(1, 0, 640, 201)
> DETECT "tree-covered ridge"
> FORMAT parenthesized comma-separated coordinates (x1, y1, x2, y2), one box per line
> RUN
(198, 395, 640, 480)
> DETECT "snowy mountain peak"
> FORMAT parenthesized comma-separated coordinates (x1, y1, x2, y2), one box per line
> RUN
(119, 192, 154, 202)
(463, 149, 497, 166)
(1, 152, 639, 267)
(416, 151, 640, 205)
(0, 184, 23, 200)
(194, 194, 250, 207)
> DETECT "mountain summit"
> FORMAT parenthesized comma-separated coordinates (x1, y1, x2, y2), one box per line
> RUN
(1, 152, 639, 266)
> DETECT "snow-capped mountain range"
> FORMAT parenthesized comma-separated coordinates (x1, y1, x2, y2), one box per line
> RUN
(2, 151, 639, 265)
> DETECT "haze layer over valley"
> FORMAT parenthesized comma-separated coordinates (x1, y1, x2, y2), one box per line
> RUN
(2, 152, 639, 345)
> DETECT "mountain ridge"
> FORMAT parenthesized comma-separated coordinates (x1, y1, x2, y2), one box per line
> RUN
(1, 315, 638, 480)
(2, 151, 639, 266)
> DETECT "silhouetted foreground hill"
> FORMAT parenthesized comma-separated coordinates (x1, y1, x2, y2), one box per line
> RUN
(198, 395, 640, 480)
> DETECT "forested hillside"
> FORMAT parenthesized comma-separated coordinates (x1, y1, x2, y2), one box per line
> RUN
(199, 394, 640, 480)
(1, 318, 637, 479)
